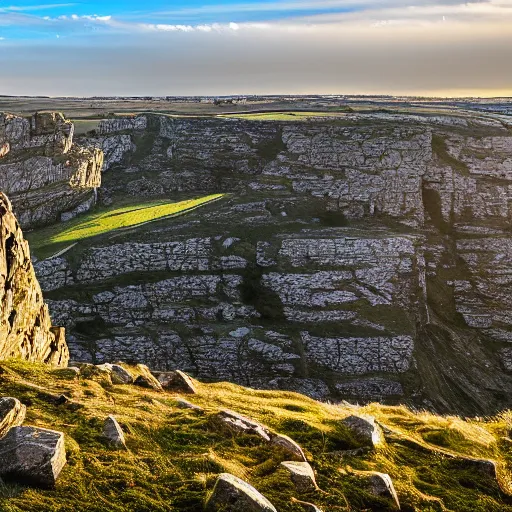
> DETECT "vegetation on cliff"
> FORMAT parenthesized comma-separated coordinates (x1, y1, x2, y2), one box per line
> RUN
(28, 194, 225, 259)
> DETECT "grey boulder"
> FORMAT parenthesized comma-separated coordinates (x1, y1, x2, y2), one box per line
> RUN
(0, 426, 66, 488)
(158, 370, 197, 394)
(206, 473, 277, 512)
(280, 461, 318, 492)
(103, 415, 126, 448)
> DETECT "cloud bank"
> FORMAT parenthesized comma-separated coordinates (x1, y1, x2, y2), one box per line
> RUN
(0, 0, 511, 96)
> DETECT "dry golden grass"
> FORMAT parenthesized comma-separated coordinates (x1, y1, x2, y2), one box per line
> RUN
(0, 361, 511, 511)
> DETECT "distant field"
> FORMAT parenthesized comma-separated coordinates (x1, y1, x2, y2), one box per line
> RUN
(28, 194, 224, 258)
(219, 111, 349, 121)
(72, 119, 102, 135)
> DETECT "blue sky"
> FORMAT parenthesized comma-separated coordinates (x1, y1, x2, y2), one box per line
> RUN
(0, 1, 511, 96)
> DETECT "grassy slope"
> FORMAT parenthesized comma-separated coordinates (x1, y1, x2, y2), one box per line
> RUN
(0, 361, 511, 512)
(27, 194, 225, 259)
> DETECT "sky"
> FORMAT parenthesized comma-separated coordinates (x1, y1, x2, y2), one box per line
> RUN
(0, 0, 511, 97)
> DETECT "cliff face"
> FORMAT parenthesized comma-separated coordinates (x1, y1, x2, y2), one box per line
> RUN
(31, 111, 512, 413)
(0, 112, 103, 228)
(0, 193, 68, 366)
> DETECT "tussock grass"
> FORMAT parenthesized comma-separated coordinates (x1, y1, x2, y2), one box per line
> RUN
(0, 361, 511, 511)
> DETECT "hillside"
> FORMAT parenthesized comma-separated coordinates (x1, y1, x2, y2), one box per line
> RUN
(18, 107, 512, 416)
(1, 360, 512, 512)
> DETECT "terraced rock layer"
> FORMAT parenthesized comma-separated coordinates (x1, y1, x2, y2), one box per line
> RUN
(27, 111, 512, 413)
(0, 112, 103, 228)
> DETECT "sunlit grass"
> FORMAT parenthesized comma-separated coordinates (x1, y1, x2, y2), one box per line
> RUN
(27, 194, 224, 258)
(219, 112, 347, 121)
(0, 360, 511, 512)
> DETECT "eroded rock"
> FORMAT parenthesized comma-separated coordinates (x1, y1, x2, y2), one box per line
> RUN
(218, 410, 271, 441)
(271, 433, 307, 462)
(206, 473, 277, 512)
(341, 415, 384, 448)
(103, 415, 126, 448)
(157, 370, 197, 394)
(280, 461, 318, 492)
(0, 193, 69, 366)
(0, 397, 26, 438)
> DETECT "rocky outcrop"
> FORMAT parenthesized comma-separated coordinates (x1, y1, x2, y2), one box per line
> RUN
(0, 112, 103, 228)
(0, 194, 68, 366)
(30, 111, 512, 414)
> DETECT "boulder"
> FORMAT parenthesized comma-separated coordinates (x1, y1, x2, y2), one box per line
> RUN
(133, 364, 163, 391)
(157, 370, 197, 394)
(103, 415, 126, 448)
(79, 363, 112, 383)
(270, 433, 307, 462)
(111, 364, 134, 384)
(280, 461, 318, 492)
(341, 415, 384, 447)
(218, 410, 271, 441)
(97, 363, 133, 384)
(176, 398, 204, 412)
(0, 397, 26, 438)
(0, 426, 66, 488)
(363, 471, 400, 510)
(206, 473, 277, 512)
(291, 498, 323, 512)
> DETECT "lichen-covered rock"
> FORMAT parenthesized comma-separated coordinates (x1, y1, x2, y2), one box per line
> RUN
(0, 426, 66, 488)
(0, 112, 103, 228)
(0, 194, 68, 366)
(0, 397, 26, 438)
(134, 364, 163, 391)
(280, 461, 318, 492)
(103, 415, 126, 448)
(96, 363, 133, 384)
(206, 473, 277, 512)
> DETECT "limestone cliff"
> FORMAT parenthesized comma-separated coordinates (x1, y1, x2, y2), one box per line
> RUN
(0, 193, 68, 366)
(31, 110, 512, 414)
(0, 112, 103, 228)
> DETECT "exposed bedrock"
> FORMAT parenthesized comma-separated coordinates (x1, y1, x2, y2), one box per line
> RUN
(31, 112, 512, 413)
(0, 112, 103, 228)
(0, 193, 68, 366)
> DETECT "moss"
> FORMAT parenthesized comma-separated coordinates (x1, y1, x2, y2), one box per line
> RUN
(0, 361, 511, 511)
(432, 133, 470, 175)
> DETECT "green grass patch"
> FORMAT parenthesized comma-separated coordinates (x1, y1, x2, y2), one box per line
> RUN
(219, 111, 349, 121)
(71, 119, 102, 135)
(27, 194, 224, 258)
